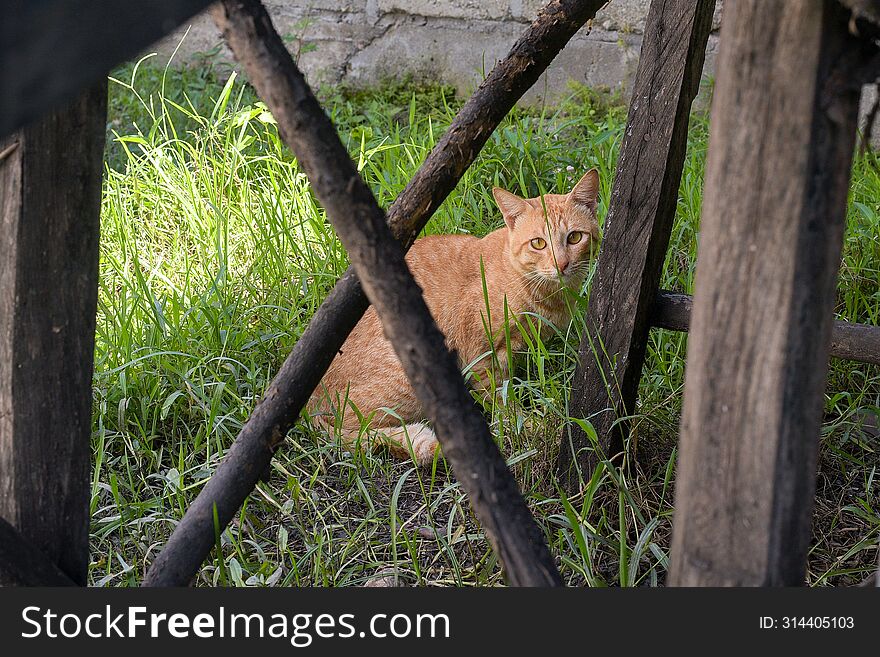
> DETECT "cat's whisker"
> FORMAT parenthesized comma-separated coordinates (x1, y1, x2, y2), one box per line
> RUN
(516, 278, 546, 304)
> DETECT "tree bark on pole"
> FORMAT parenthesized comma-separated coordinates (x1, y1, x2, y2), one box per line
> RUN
(669, 0, 871, 586)
(144, 0, 607, 587)
(0, 83, 106, 585)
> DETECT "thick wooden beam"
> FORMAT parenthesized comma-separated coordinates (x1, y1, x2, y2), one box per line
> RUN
(0, 83, 106, 585)
(0, 0, 213, 138)
(558, 0, 716, 488)
(669, 1, 870, 586)
(651, 291, 880, 366)
(142, 0, 602, 587)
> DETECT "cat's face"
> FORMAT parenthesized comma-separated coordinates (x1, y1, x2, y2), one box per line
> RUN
(492, 169, 601, 289)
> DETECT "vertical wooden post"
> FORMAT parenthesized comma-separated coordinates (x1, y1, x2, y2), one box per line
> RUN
(0, 83, 106, 585)
(670, 1, 867, 586)
(559, 0, 716, 488)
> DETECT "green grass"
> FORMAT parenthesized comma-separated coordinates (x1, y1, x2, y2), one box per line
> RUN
(90, 54, 880, 587)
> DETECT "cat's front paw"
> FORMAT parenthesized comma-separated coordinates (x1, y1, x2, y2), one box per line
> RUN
(412, 432, 441, 467)
(374, 421, 441, 466)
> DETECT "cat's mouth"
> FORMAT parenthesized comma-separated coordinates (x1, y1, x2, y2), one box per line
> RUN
(537, 266, 588, 287)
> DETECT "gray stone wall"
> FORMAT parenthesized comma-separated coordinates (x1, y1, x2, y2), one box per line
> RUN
(155, 1, 876, 140)
(155, 0, 721, 103)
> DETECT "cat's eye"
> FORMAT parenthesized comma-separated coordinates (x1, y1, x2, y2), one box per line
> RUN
(567, 231, 584, 245)
(530, 237, 547, 250)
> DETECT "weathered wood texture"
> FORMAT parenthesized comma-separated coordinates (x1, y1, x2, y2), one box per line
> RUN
(0, 84, 106, 585)
(669, 0, 869, 586)
(559, 0, 716, 488)
(0, 518, 76, 586)
(141, 0, 607, 587)
(142, 0, 603, 587)
(0, 0, 213, 138)
(651, 291, 880, 366)
(649, 290, 693, 332)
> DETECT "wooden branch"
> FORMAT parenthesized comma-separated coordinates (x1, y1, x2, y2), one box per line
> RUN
(649, 290, 693, 332)
(558, 0, 717, 489)
(669, 1, 867, 586)
(0, 83, 106, 586)
(0, 517, 77, 586)
(0, 0, 214, 138)
(143, 0, 605, 587)
(651, 290, 880, 366)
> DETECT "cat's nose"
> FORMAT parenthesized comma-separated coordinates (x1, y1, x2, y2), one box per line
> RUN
(556, 258, 570, 273)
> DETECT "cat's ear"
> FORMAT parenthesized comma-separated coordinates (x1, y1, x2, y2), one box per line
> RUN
(568, 168, 600, 214)
(493, 187, 529, 229)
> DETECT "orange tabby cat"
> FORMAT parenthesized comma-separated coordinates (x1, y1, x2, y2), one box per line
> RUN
(308, 169, 601, 465)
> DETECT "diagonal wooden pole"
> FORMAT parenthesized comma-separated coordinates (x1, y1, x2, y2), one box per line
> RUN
(144, 0, 604, 587)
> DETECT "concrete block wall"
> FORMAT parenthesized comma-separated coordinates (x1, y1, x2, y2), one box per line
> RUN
(155, 1, 876, 140)
(155, 0, 722, 103)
